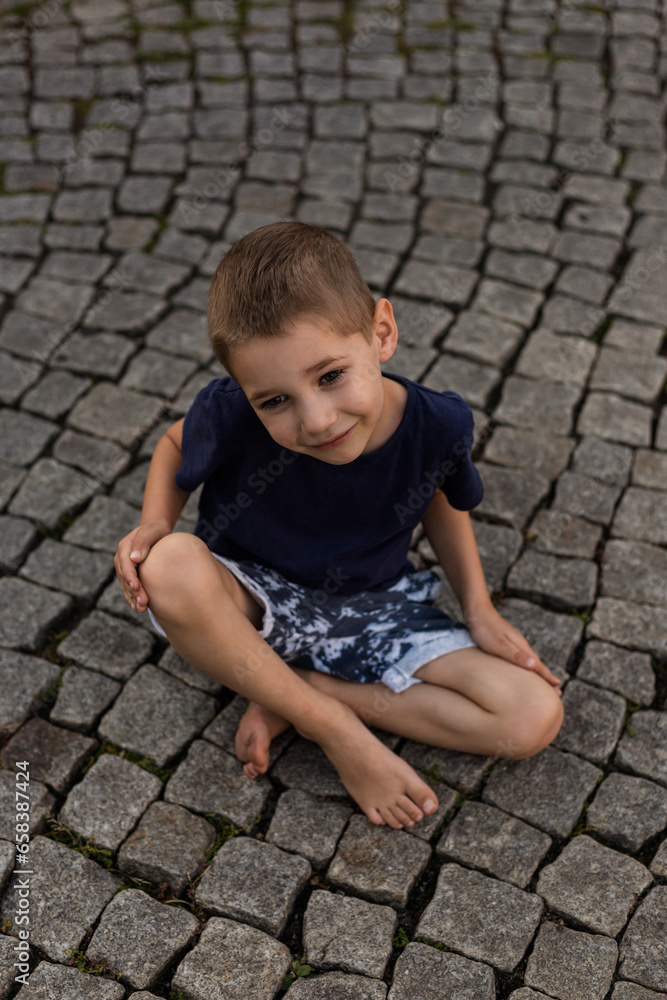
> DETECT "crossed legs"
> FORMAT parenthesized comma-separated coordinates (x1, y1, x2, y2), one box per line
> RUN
(139, 533, 564, 829)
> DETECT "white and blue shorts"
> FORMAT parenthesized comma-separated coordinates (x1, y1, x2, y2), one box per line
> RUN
(147, 553, 477, 693)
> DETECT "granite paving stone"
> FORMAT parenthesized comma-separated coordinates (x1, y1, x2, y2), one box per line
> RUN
(571, 435, 633, 487)
(482, 746, 601, 838)
(98, 662, 218, 767)
(52, 430, 131, 485)
(50, 331, 137, 379)
(0, 717, 96, 794)
(8, 456, 100, 531)
(49, 665, 121, 734)
(588, 772, 667, 853)
(302, 889, 397, 978)
(21, 369, 92, 420)
(19, 539, 113, 603)
(602, 539, 667, 607)
(650, 842, 667, 879)
(8, 961, 125, 999)
(507, 550, 598, 609)
(552, 680, 627, 763)
(615, 711, 667, 787)
(0, 835, 120, 962)
(493, 376, 581, 435)
(537, 834, 653, 936)
(327, 814, 431, 908)
(0, 514, 39, 572)
(632, 449, 667, 491)
(145, 308, 212, 361)
(590, 348, 667, 404)
(59, 752, 162, 852)
(196, 836, 311, 937)
(524, 921, 618, 1000)
(0, 648, 60, 736)
(416, 862, 543, 972)
(515, 329, 598, 386)
(171, 917, 290, 1000)
(388, 942, 494, 1000)
(400, 740, 491, 796)
(483, 427, 574, 481)
(473, 461, 551, 529)
(0, 576, 74, 652)
(57, 609, 154, 679)
(16, 276, 95, 326)
(576, 641, 655, 707)
(85, 887, 200, 991)
(552, 471, 623, 525)
(611, 487, 667, 545)
(67, 382, 164, 449)
(62, 494, 149, 552)
(436, 800, 551, 889)
(0, 408, 59, 466)
(587, 598, 667, 658)
(271, 735, 349, 797)
(265, 788, 353, 868)
(117, 800, 215, 896)
(618, 886, 667, 991)
(472, 277, 543, 327)
(84, 288, 168, 333)
(526, 509, 602, 559)
(165, 738, 272, 828)
(291, 972, 388, 998)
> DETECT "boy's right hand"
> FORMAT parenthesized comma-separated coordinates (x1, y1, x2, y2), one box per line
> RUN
(114, 522, 171, 613)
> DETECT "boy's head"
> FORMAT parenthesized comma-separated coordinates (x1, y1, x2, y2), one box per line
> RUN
(208, 221, 377, 378)
(208, 222, 402, 465)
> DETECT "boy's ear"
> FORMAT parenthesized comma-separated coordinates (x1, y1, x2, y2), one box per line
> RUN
(373, 298, 399, 362)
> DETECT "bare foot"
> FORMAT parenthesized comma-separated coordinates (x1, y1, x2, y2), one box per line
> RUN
(235, 701, 292, 779)
(301, 701, 439, 830)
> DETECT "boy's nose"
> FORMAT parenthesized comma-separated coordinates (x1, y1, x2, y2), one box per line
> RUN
(298, 400, 338, 439)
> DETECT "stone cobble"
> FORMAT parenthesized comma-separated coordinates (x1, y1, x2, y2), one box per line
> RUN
(0, 1, 666, 997)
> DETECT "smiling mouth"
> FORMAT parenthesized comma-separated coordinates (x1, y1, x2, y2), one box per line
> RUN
(312, 425, 356, 449)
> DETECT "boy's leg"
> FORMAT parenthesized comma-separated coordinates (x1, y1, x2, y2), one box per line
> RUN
(294, 647, 564, 761)
(138, 532, 439, 828)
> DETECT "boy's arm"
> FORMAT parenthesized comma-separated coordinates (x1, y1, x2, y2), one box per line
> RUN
(421, 490, 562, 691)
(114, 418, 191, 612)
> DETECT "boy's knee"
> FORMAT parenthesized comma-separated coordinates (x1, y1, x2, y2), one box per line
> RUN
(137, 532, 207, 592)
(503, 684, 564, 760)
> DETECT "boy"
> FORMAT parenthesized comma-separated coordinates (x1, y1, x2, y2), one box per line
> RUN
(115, 222, 563, 831)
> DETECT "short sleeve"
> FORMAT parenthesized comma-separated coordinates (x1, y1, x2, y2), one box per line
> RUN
(174, 380, 230, 492)
(437, 392, 484, 511)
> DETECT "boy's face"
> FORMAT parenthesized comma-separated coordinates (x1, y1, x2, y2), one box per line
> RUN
(230, 298, 400, 465)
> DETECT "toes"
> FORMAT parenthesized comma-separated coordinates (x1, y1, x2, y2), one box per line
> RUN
(396, 795, 423, 824)
(390, 804, 417, 828)
(367, 807, 385, 826)
(380, 808, 404, 830)
(243, 762, 259, 779)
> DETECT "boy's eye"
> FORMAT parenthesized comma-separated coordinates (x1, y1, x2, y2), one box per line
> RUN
(260, 369, 345, 410)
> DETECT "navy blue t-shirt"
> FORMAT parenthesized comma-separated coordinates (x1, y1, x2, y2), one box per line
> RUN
(174, 371, 484, 595)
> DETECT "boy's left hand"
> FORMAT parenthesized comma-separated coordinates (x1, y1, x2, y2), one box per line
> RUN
(464, 605, 563, 695)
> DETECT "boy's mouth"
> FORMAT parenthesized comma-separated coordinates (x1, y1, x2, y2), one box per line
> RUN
(312, 424, 356, 450)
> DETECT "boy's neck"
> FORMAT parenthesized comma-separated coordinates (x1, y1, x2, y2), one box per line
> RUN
(362, 373, 408, 456)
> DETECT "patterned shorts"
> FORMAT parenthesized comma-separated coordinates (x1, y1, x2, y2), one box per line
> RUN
(147, 553, 477, 693)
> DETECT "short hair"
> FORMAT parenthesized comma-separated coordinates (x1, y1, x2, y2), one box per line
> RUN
(208, 222, 377, 376)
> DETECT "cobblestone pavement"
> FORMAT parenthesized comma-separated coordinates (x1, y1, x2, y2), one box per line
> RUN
(0, 0, 666, 996)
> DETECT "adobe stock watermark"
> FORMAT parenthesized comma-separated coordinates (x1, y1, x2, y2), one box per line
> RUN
(54, 65, 166, 184)
(7, 0, 63, 53)
(383, 74, 498, 192)
(176, 105, 295, 227)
